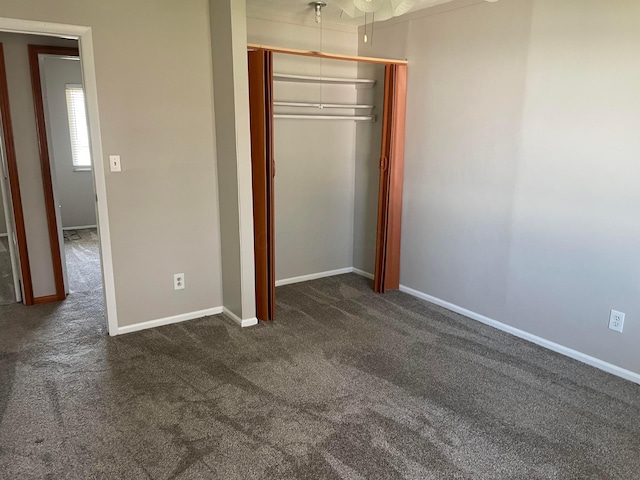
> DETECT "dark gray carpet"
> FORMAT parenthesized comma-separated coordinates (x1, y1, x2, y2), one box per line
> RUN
(0, 236, 16, 305)
(0, 273, 638, 479)
(64, 228, 102, 295)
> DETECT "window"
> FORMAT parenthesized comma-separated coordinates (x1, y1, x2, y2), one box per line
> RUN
(65, 84, 92, 171)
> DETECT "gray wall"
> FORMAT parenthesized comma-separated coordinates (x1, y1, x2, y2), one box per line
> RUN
(503, 0, 640, 374)
(247, 17, 360, 281)
(353, 11, 409, 276)
(0, 1, 222, 326)
(41, 56, 97, 229)
(360, 0, 640, 374)
(210, 0, 256, 320)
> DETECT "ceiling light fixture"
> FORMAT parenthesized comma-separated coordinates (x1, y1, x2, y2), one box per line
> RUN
(335, 0, 500, 23)
(332, 0, 418, 43)
(309, 1, 328, 23)
(334, 0, 419, 22)
(330, 0, 499, 44)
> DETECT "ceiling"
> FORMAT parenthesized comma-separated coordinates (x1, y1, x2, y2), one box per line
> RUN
(246, 0, 460, 26)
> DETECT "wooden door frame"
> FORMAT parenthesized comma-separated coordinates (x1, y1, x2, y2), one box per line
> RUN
(247, 44, 407, 66)
(28, 44, 80, 304)
(0, 43, 34, 304)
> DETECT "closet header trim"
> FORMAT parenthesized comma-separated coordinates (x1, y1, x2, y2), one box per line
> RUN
(247, 43, 408, 65)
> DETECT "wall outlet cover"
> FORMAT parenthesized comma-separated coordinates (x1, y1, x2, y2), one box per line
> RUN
(609, 309, 625, 333)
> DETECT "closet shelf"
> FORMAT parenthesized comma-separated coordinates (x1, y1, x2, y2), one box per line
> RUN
(273, 73, 376, 86)
(274, 113, 376, 122)
(274, 101, 375, 110)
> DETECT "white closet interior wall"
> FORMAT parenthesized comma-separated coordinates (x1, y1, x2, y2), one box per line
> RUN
(247, 17, 381, 283)
(353, 61, 385, 276)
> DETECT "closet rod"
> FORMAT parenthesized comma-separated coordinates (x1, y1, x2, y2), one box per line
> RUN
(274, 114, 376, 122)
(274, 73, 375, 85)
(248, 43, 408, 65)
(274, 101, 375, 109)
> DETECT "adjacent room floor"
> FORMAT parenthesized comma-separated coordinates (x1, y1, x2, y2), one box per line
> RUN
(63, 228, 102, 296)
(0, 227, 101, 306)
(0, 273, 638, 479)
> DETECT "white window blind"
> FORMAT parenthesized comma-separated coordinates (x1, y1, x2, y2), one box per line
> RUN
(65, 84, 92, 171)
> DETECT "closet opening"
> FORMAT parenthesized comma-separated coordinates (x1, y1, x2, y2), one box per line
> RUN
(248, 45, 407, 322)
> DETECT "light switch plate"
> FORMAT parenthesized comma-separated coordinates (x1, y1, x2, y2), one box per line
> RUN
(109, 155, 121, 172)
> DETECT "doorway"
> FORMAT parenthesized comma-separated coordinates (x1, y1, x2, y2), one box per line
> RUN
(0, 16, 117, 334)
(29, 45, 103, 300)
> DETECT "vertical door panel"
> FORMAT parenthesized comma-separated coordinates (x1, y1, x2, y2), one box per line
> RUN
(374, 64, 408, 293)
(248, 50, 275, 321)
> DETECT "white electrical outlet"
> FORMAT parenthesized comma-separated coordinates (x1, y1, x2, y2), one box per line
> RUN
(173, 273, 185, 290)
(609, 309, 625, 333)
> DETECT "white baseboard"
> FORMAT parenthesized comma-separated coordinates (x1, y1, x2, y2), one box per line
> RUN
(115, 306, 223, 335)
(0, 233, 7, 238)
(399, 284, 640, 385)
(63, 225, 97, 231)
(352, 268, 374, 280)
(223, 307, 258, 327)
(275, 267, 354, 287)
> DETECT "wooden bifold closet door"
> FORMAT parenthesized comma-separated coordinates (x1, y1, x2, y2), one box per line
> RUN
(248, 50, 276, 322)
(374, 64, 408, 293)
